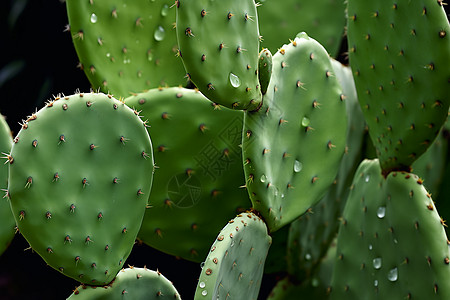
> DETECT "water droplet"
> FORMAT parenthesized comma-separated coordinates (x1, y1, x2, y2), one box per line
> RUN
(301, 117, 310, 127)
(281, 194, 285, 199)
(154, 26, 166, 41)
(106, 53, 110, 58)
(202, 290, 208, 296)
(388, 267, 398, 282)
(377, 206, 386, 219)
(311, 278, 320, 287)
(365, 175, 370, 182)
(305, 253, 312, 261)
(199, 282, 206, 288)
(229, 73, 241, 88)
(147, 51, 153, 62)
(260, 174, 267, 183)
(200, 262, 205, 269)
(161, 4, 169, 16)
(369, 244, 373, 250)
(230, 240, 235, 247)
(394, 238, 398, 244)
(373, 257, 382, 269)
(90, 13, 98, 23)
(374, 280, 378, 287)
(294, 160, 303, 173)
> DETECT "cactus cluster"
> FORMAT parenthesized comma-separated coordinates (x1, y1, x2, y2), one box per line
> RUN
(0, 0, 449, 299)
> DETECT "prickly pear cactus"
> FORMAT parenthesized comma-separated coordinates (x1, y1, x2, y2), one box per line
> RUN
(67, 267, 181, 299)
(194, 212, 271, 300)
(0, 115, 14, 256)
(347, 0, 450, 174)
(175, 0, 262, 110)
(243, 33, 347, 232)
(257, 0, 346, 57)
(331, 159, 450, 299)
(8, 93, 154, 285)
(66, 0, 186, 98)
(125, 87, 250, 262)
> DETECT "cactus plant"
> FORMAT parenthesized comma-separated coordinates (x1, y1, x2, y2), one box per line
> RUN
(1, 0, 450, 298)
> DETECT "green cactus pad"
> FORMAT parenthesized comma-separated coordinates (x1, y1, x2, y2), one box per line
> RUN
(194, 212, 271, 300)
(176, 0, 262, 110)
(8, 92, 154, 285)
(67, 267, 181, 299)
(0, 115, 14, 256)
(242, 33, 347, 232)
(66, 0, 186, 98)
(257, 0, 346, 58)
(331, 159, 450, 299)
(125, 87, 251, 262)
(347, 0, 450, 174)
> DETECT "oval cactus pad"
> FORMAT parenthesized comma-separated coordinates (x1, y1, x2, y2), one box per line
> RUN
(243, 34, 347, 232)
(8, 93, 154, 285)
(347, 0, 450, 174)
(176, 0, 262, 110)
(68, 267, 181, 299)
(194, 212, 271, 300)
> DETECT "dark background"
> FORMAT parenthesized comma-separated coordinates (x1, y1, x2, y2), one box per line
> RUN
(0, 1, 449, 299)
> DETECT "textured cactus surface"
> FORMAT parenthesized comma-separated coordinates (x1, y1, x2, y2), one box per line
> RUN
(285, 58, 365, 281)
(66, 0, 186, 98)
(243, 33, 347, 232)
(0, 115, 14, 256)
(347, 0, 450, 174)
(257, 0, 346, 57)
(331, 159, 450, 299)
(125, 87, 250, 262)
(194, 212, 271, 300)
(8, 93, 154, 285)
(67, 267, 181, 299)
(176, 0, 262, 110)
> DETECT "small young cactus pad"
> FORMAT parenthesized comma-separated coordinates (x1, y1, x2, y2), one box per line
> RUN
(331, 159, 450, 299)
(125, 87, 250, 262)
(347, 0, 450, 174)
(243, 33, 347, 232)
(176, 0, 262, 110)
(67, 267, 181, 299)
(66, 0, 186, 98)
(8, 93, 154, 285)
(194, 212, 272, 300)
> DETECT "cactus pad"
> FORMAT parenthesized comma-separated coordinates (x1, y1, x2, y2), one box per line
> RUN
(347, 0, 450, 174)
(67, 267, 181, 299)
(8, 93, 154, 285)
(176, 0, 262, 110)
(0, 115, 14, 256)
(243, 33, 347, 232)
(331, 159, 450, 299)
(194, 212, 271, 300)
(66, 0, 186, 98)
(125, 87, 250, 262)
